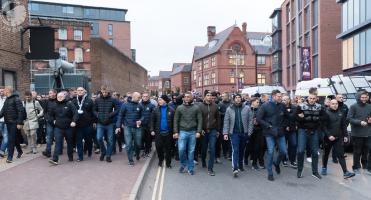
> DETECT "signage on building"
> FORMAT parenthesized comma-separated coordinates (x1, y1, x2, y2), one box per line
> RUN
(238, 78, 243, 90)
(301, 47, 311, 80)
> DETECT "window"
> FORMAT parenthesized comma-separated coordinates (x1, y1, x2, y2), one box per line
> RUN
(30, 3, 39, 11)
(287, 67, 291, 86)
(211, 56, 216, 67)
(228, 54, 244, 65)
(312, 0, 318, 27)
(204, 74, 209, 85)
(62, 6, 74, 14)
(108, 24, 113, 36)
(312, 28, 318, 54)
(91, 22, 99, 35)
(292, 42, 296, 64)
(257, 74, 266, 84)
(198, 76, 202, 87)
(74, 48, 83, 63)
(367, 29, 371, 64)
(229, 70, 235, 83)
(257, 56, 266, 65)
(367, 0, 371, 20)
(304, 8, 310, 32)
(59, 48, 68, 61)
(354, 0, 360, 26)
(354, 34, 360, 66)
(198, 61, 202, 70)
(292, 0, 296, 17)
(58, 28, 67, 40)
(74, 30, 82, 41)
(108, 39, 113, 45)
(286, 24, 290, 43)
(211, 72, 216, 84)
(342, 2, 348, 32)
(239, 71, 245, 84)
(313, 55, 318, 78)
(304, 33, 310, 47)
(292, 19, 296, 41)
(183, 77, 189, 85)
(3, 70, 16, 90)
(193, 70, 197, 81)
(360, 0, 366, 24)
(360, 31, 366, 65)
(203, 59, 209, 69)
(164, 81, 170, 89)
(298, 0, 302, 11)
(286, 4, 291, 22)
(348, 0, 354, 29)
(298, 13, 302, 36)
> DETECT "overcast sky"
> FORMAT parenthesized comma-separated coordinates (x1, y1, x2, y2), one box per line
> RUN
(36, 0, 283, 76)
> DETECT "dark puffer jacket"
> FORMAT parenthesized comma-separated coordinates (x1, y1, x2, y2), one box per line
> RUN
(199, 101, 221, 133)
(42, 98, 57, 124)
(140, 100, 156, 125)
(150, 105, 174, 135)
(72, 96, 96, 128)
(0, 94, 24, 125)
(116, 100, 144, 128)
(50, 100, 78, 129)
(93, 95, 118, 125)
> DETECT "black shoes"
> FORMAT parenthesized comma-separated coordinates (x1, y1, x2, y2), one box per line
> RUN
(274, 162, 281, 174)
(312, 172, 322, 180)
(16, 151, 23, 159)
(99, 155, 105, 161)
(42, 151, 51, 158)
(208, 170, 215, 176)
(268, 175, 274, 181)
(136, 153, 140, 161)
(106, 157, 112, 163)
(49, 159, 58, 165)
(158, 161, 163, 167)
(297, 170, 303, 178)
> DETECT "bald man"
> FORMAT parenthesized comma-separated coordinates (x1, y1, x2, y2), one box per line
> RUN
(116, 92, 144, 166)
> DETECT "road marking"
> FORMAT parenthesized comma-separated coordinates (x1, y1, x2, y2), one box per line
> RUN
(151, 162, 162, 200)
(158, 165, 166, 200)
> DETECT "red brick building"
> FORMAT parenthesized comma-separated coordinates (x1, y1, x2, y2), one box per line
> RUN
(0, 0, 30, 94)
(278, 0, 342, 92)
(170, 63, 192, 93)
(158, 71, 172, 95)
(90, 38, 147, 95)
(148, 75, 159, 96)
(191, 23, 272, 93)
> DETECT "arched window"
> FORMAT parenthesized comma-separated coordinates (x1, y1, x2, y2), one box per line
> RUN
(228, 43, 245, 65)
(74, 48, 83, 63)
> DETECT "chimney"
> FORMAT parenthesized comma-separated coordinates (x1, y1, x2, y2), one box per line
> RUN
(242, 22, 247, 34)
(207, 26, 216, 42)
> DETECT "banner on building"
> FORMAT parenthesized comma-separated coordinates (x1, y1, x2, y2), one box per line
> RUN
(238, 78, 243, 90)
(301, 47, 311, 80)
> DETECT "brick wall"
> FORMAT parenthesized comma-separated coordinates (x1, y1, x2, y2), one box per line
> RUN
(0, 0, 30, 95)
(171, 72, 191, 93)
(90, 38, 147, 95)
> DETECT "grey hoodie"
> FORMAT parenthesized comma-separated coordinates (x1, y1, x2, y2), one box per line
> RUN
(347, 91, 371, 137)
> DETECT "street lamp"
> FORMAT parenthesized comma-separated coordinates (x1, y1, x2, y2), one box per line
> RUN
(224, 48, 239, 93)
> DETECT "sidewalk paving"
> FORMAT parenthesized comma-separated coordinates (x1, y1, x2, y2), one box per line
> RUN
(0, 147, 151, 200)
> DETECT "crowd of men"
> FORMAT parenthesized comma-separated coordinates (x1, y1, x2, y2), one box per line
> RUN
(0, 85, 370, 182)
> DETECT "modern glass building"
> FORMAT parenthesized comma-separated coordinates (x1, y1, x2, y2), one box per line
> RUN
(270, 8, 283, 85)
(337, 0, 371, 75)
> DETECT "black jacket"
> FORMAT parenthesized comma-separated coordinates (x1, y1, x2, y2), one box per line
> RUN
(150, 105, 174, 135)
(283, 103, 297, 133)
(256, 101, 287, 137)
(295, 102, 326, 131)
(72, 96, 95, 128)
(42, 98, 57, 123)
(218, 100, 231, 123)
(323, 108, 347, 138)
(50, 100, 78, 129)
(0, 94, 24, 125)
(93, 95, 118, 125)
(199, 101, 221, 132)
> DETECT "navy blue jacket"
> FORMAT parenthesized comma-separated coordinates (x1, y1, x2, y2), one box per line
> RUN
(116, 100, 144, 128)
(257, 101, 287, 137)
(140, 100, 155, 126)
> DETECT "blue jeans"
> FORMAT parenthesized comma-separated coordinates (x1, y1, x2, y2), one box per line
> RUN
(230, 133, 248, 171)
(201, 130, 217, 170)
(0, 122, 8, 152)
(297, 129, 319, 173)
(97, 123, 114, 157)
(45, 123, 54, 153)
(124, 126, 142, 162)
(53, 127, 74, 161)
(265, 136, 287, 176)
(76, 125, 94, 160)
(286, 131, 297, 163)
(178, 130, 196, 171)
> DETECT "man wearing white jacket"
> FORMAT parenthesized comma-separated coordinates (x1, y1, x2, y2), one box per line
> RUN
(23, 91, 44, 154)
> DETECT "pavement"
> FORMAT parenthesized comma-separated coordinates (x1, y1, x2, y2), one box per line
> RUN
(0, 144, 154, 200)
(140, 153, 371, 200)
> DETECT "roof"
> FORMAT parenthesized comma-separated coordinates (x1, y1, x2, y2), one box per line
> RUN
(32, 0, 127, 11)
(269, 8, 282, 18)
(148, 76, 159, 81)
(159, 71, 172, 79)
(246, 32, 271, 40)
(193, 25, 236, 60)
(171, 63, 192, 75)
(253, 45, 272, 55)
(246, 32, 272, 55)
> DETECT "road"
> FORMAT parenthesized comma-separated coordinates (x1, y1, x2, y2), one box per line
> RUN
(140, 153, 371, 200)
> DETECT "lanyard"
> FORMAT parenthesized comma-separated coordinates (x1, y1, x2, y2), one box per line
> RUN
(77, 94, 87, 112)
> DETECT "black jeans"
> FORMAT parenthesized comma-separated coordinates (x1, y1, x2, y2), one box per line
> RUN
(142, 126, 152, 154)
(352, 136, 371, 170)
(155, 133, 173, 166)
(53, 127, 74, 162)
(250, 130, 265, 166)
(6, 123, 23, 161)
(322, 138, 348, 173)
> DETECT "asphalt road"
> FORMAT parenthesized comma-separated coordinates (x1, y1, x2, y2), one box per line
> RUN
(140, 153, 371, 200)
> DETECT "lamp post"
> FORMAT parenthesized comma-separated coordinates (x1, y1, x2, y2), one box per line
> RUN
(224, 48, 239, 93)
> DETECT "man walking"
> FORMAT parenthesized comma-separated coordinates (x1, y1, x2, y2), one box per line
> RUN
(116, 92, 143, 166)
(173, 92, 202, 175)
(257, 90, 288, 181)
(223, 94, 253, 177)
(42, 89, 57, 158)
(0, 87, 8, 157)
(199, 91, 220, 176)
(140, 92, 155, 157)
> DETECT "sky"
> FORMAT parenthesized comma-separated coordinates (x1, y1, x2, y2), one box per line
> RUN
(35, 0, 284, 76)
